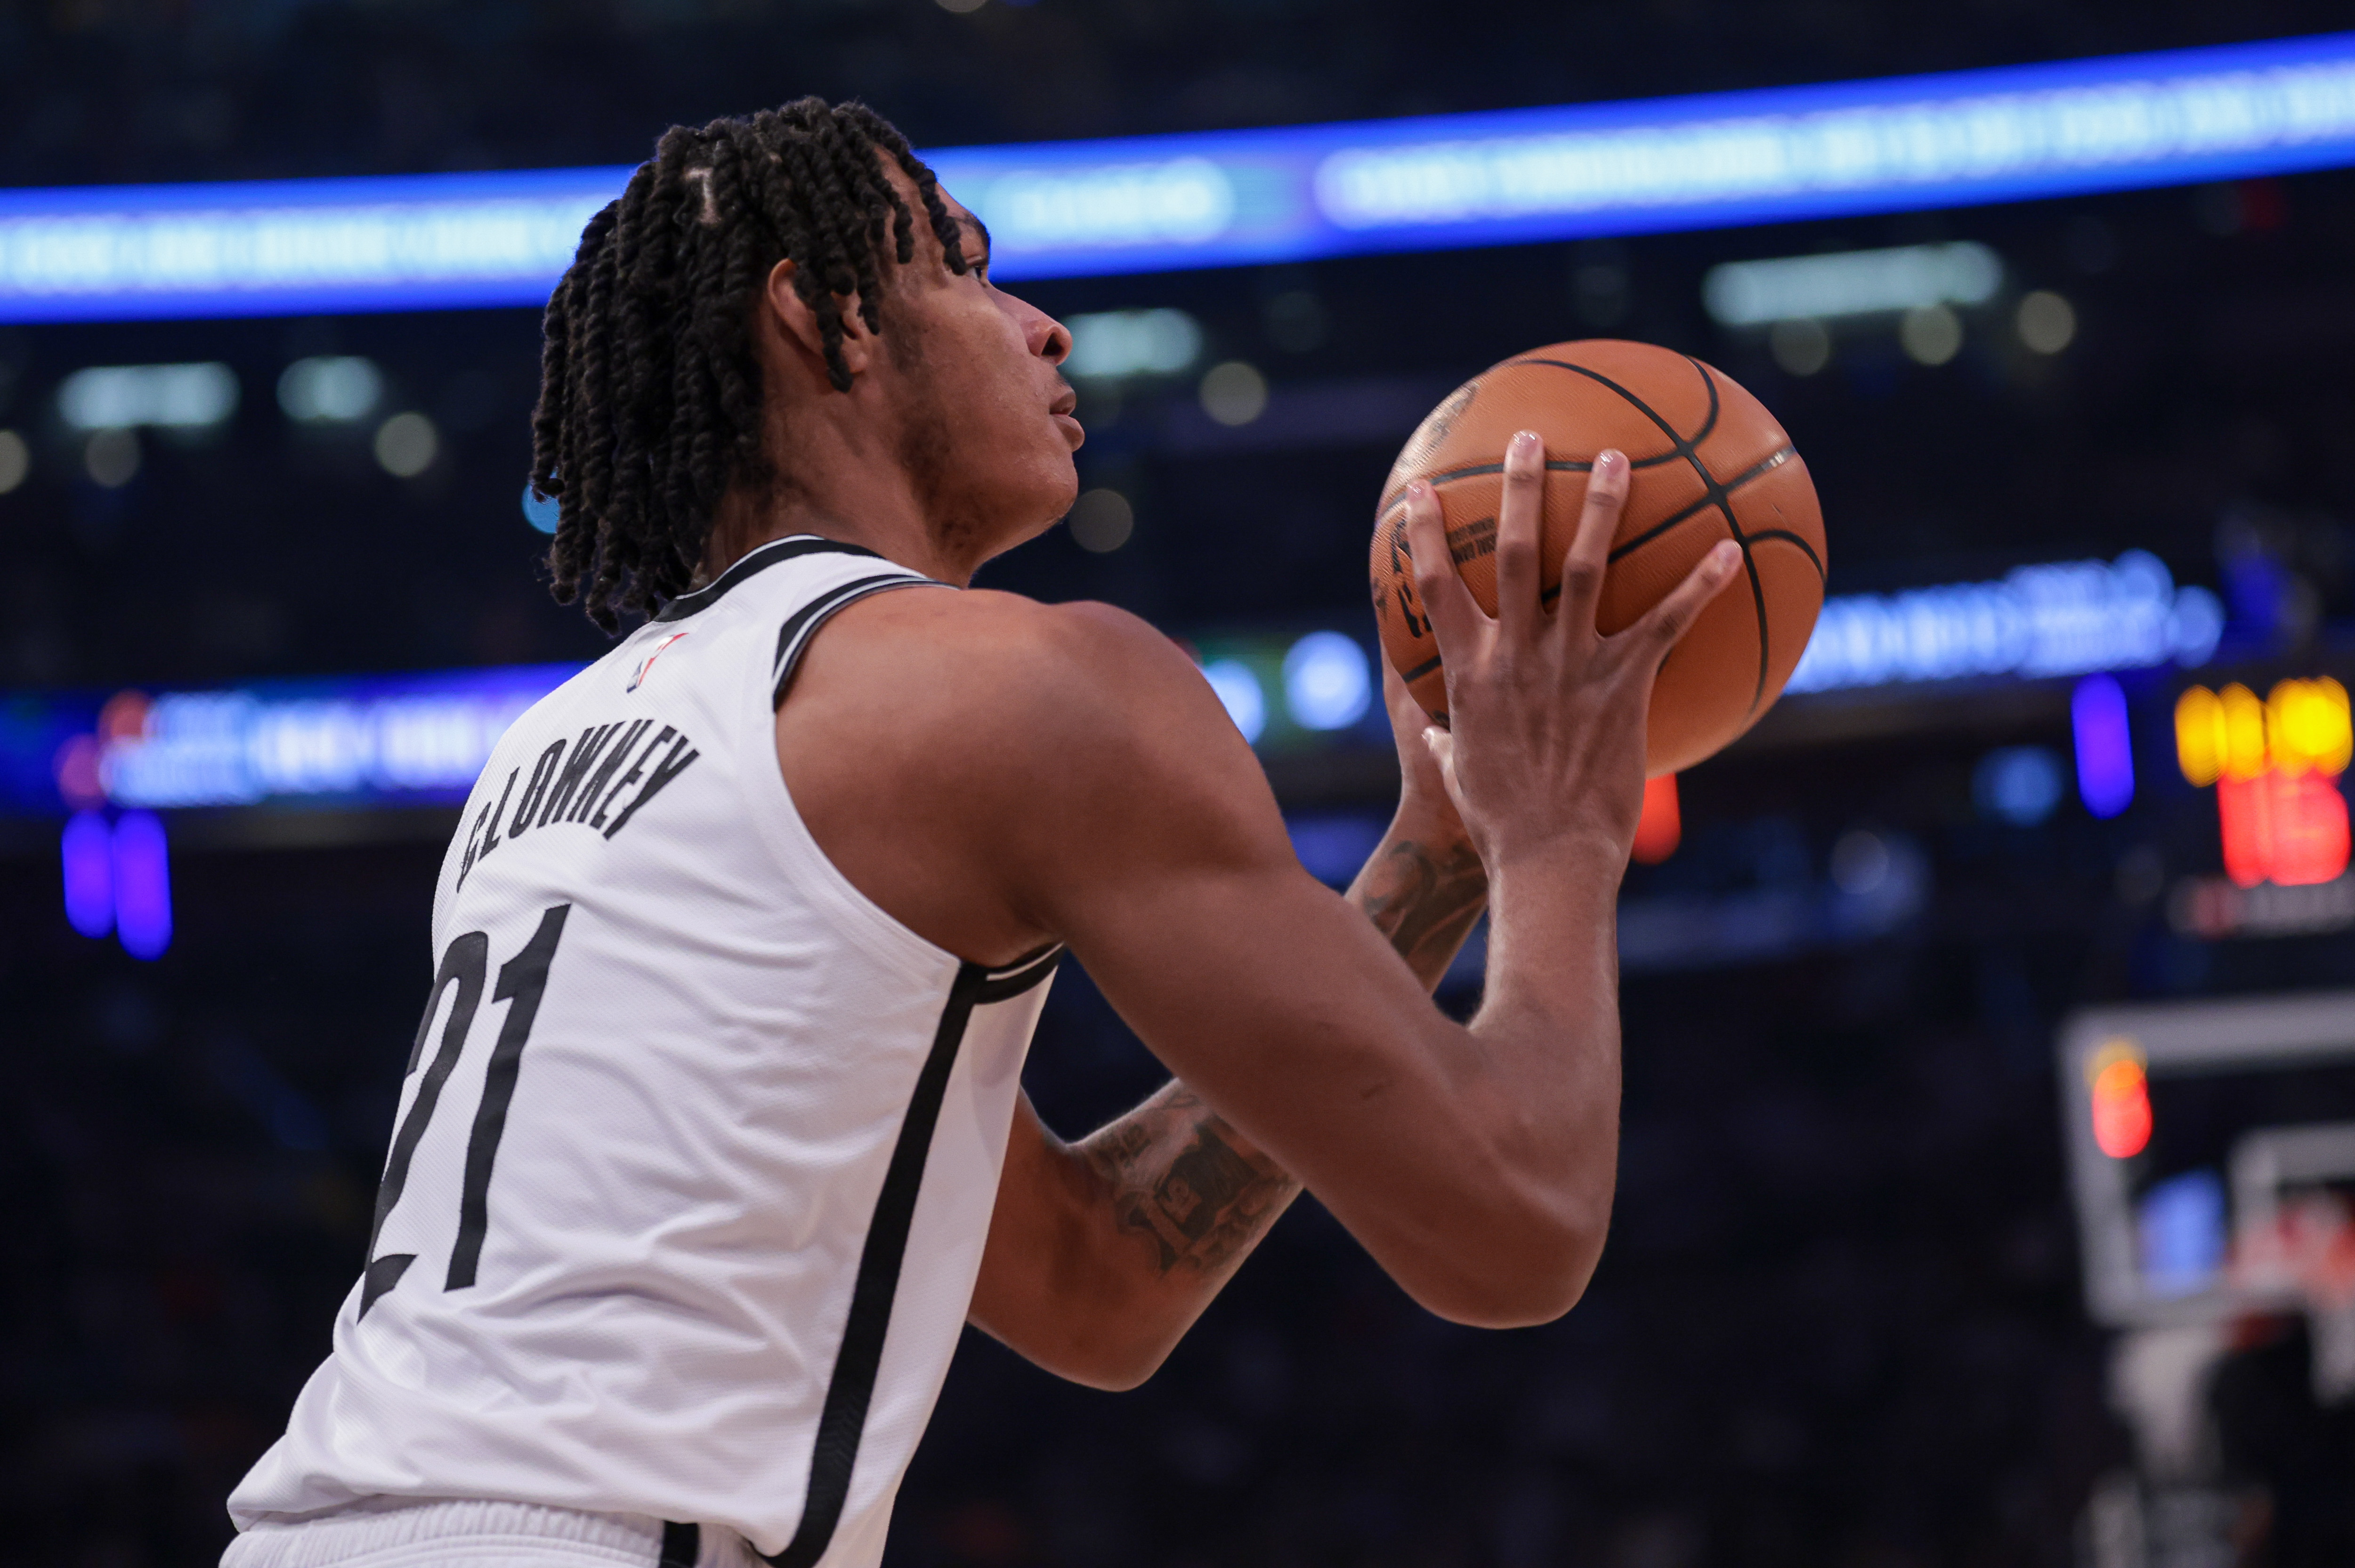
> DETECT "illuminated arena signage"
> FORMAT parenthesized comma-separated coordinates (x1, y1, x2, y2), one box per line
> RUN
(6, 31, 2355, 317)
(0, 563, 2229, 820)
(1782, 550, 2223, 695)
(2174, 679, 2354, 888)
(34, 666, 582, 814)
(0, 632, 1382, 817)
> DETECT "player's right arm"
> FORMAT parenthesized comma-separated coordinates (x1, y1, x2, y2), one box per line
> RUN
(1020, 445, 1737, 1329)
(964, 670, 1486, 1389)
(782, 435, 1740, 1328)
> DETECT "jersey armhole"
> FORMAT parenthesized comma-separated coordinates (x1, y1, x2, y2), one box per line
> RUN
(742, 576, 966, 987)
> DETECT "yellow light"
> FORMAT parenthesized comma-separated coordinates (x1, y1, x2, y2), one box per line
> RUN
(2085, 1035, 2146, 1086)
(2221, 683, 2269, 781)
(2176, 686, 2225, 786)
(2268, 677, 2353, 777)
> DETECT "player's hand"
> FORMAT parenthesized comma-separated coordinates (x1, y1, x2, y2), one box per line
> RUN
(1379, 657, 1471, 847)
(1399, 431, 1740, 868)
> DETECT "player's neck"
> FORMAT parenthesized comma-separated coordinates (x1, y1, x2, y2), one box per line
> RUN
(704, 470, 978, 589)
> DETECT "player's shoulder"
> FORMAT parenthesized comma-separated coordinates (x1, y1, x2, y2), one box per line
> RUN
(786, 584, 1281, 880)
(827, 586, 1209, 723)
(847, 585, 1178, 659)
(792, 585, 1255, 821)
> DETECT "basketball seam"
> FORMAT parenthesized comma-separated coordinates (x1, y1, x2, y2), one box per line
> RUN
(1743, 527, 1826, 581)
(1396, 444, 1808, 694)
(1601, 445, 1796, 566)
(1377, 449, 1687, 516)
(1515, 355, 1774, 717)
(1511, 355, 1723, 450)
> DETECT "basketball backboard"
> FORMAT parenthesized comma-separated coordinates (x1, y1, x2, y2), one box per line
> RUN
(2059, 990, 2355, 1331)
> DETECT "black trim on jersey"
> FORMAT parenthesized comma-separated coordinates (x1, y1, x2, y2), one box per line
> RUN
(657, 1521, 700, 1568)
(769, 574, 947, 708)
(653, 536, 885, 623)
(758, 945, 1063, 1568)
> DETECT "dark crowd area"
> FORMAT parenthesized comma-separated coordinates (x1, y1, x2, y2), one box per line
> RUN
(10, 719, 2355, 1567)
(11, 1, 2355, 1565)
(0, 821, 2123, 1568)
(3, 0, 2352, 191)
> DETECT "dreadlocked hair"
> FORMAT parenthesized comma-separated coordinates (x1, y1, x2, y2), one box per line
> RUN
(531, 98, 967, 631)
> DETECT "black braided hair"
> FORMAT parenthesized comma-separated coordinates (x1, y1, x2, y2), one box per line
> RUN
(532, 99, 967, 631)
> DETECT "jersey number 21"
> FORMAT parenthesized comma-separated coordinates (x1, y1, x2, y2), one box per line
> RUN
(358, 904, 570, 1320)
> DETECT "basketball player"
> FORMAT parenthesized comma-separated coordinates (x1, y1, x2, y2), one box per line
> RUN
(221, 100, 1741, 1568)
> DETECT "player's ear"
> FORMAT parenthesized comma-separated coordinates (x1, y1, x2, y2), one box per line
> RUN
(761, 258, 875, 385)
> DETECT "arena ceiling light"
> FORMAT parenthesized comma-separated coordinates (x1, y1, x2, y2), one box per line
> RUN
(1061, 308, 1203, 379)
(277, 355, 384, 423)
(6, 32, 2355, 319)
(1701, 242, 2002, 326)
(56, 362, 238, 430)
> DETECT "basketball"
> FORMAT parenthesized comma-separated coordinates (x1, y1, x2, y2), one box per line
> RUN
(1369, 339, 1826, 776)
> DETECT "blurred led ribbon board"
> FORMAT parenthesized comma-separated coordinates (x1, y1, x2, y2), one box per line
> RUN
(0, 633, 1381, 817)
(0, 553, 2223, 820)
(1783, 551, 2222, 695)
(0, 665, 582, 817)
(8, 31, 2355, 318)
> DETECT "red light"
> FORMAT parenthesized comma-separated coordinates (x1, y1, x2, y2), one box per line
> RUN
(2217, 769, 2351, 888)
(97, 690, 150, 744)
(2091, 1057, 2153, 1159)
(52, 734, 104, 810)
(1632, 773, 1680, 864)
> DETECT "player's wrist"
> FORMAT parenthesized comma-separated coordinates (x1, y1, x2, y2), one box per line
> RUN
(1390, 790, 1475, 859)
(1477, 819, 1631, 889)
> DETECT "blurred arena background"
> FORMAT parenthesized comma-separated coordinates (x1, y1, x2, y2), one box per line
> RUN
(9, 3, 2355, 1565)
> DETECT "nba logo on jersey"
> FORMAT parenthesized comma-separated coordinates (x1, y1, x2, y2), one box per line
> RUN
(627, 631, 688, 692)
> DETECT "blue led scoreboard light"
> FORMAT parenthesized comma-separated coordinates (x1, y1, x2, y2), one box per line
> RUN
(6, 31, 2355, 319)
(0, 630, 1385, 818)
(0, 167, 632, 323)
(1785, 551, 2223, 696)
(0, 664, 583, 818)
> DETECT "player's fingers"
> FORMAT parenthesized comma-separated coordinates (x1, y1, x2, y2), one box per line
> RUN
(1420, 726, 1464, 813)
(1492, 430, 1545, 637)
(1557, 449, 1629, 633)
(1400, 480, 1489, 653)
(1622, 540, 1742, 665)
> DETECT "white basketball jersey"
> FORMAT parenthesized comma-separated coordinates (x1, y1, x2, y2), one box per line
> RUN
(226, 537, 1060, 1568)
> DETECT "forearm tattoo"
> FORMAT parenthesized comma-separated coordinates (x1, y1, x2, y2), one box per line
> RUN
(1082, 1087, 1297, 1277)
(1080, 831, 1490, 1282)
(1353, 835, 1489, 986)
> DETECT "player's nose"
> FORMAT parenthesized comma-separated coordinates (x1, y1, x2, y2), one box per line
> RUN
(1015, 296, 1071, 365)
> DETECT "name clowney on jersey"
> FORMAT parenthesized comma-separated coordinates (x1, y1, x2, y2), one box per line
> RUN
(226, 539, 1061, 1568)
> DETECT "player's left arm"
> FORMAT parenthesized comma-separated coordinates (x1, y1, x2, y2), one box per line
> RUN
(967, 666, 1488, 1390)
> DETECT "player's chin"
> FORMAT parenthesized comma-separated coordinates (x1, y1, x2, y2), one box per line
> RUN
(1032, 467, 1082, 537)
(982, 461, 1080, 556)
(1028, 448, 1081, 515)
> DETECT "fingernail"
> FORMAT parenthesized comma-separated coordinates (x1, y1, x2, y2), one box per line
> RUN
(1511, 430, 1540, 456)
(1710, 540, 1740, 571)
(1595, 449, 1626, 476)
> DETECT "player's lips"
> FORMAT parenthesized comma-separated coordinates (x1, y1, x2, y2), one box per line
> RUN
(1049, 387, 1083, 449)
